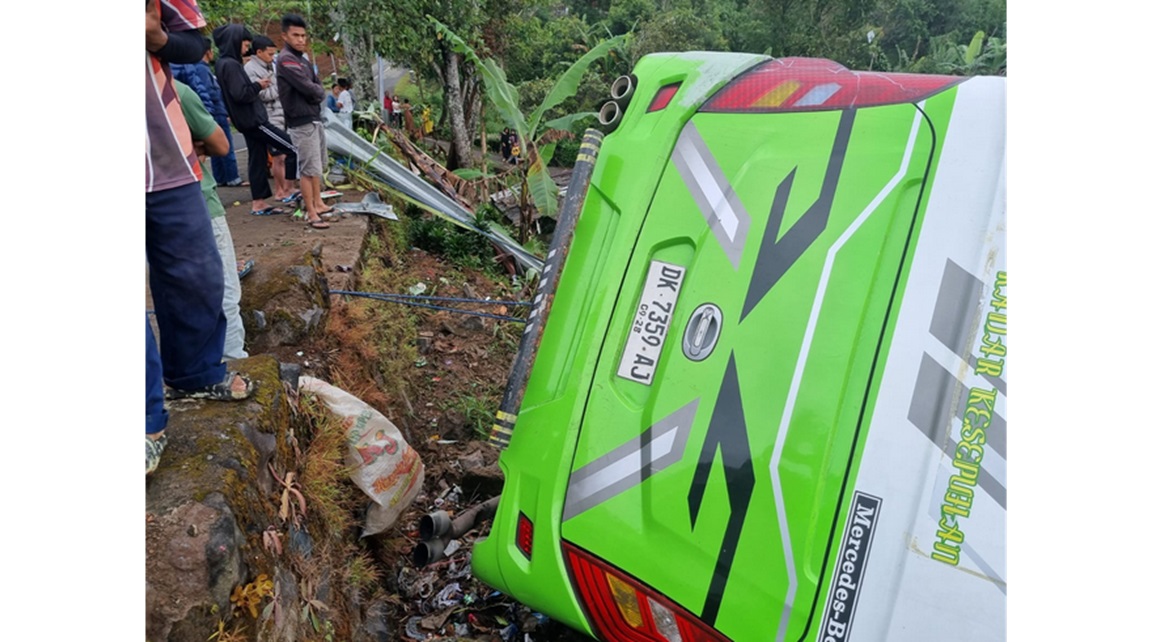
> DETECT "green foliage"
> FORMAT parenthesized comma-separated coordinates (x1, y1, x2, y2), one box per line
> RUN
(441, 382, 504, 439)
(528, 35, 630, 135)
(433, 17, 627, 222)
(632, 4, 729, 62)
(897, 30, 1005, 75)
(406, 210, 502, 273)
(552, 136, 582, 168)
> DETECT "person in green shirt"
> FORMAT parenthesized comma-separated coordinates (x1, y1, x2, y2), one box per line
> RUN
(174, 80, 248, 360)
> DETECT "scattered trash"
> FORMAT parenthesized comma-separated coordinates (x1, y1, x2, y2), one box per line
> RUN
(443, 539, 461, 557)
(420, 609, 453, 632)
(404, 616, 429, 641)
(415, 358, 428, 368)
(434, 582, 462, 608)
(408, 282, 428, 295)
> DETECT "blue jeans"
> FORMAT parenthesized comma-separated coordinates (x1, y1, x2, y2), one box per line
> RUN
(211, 116, 241, 185)
(145, 181, 227, 434)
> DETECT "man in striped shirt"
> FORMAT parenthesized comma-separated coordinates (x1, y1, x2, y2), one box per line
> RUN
(146, 0, 253, 475)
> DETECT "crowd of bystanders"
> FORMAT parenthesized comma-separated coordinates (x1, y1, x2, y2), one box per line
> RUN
(146, 0, 339, 474)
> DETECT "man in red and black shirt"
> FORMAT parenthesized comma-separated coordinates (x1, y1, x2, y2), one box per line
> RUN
(146, 0, 252, 475)
(277, 13, 331, 229)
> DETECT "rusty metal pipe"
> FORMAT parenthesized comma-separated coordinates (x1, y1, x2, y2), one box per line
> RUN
(412, 496, 502, 567)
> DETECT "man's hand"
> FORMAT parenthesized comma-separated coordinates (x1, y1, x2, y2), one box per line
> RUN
(193, 140, 208, 162)
(146, 0, 168, 53)
(258, 77, 271, 89)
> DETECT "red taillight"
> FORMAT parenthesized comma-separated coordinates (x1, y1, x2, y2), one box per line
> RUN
(647, 83, 681, 112)
(701, 57, 962, 113)
(564, 542, 730, 642)
(516, 513, 533, 559)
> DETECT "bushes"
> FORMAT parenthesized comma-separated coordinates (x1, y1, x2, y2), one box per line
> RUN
(404, 205, 505, 273)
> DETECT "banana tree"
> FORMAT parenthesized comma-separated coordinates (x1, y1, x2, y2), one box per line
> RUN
(431, 17, 629, 242)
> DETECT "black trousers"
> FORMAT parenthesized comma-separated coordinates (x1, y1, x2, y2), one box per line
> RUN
(241, 123, 298, 201)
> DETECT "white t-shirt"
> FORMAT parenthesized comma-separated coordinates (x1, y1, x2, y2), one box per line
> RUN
(338, 90, 354, 114)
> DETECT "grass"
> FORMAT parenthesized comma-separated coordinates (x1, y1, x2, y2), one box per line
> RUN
(404, 204, 508, 275)
(441, 381, 504, 439)
(298, 391, 359, 542)
(326, 215, 422, 419)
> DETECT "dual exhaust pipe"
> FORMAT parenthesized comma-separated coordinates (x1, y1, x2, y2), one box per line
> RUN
(412, 495, 501, 567)
(598, 74, 638, 132)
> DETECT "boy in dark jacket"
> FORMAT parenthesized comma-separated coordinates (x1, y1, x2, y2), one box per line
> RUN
(213, 24, 298, 216)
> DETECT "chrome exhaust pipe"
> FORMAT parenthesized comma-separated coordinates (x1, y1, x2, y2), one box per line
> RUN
(610, 74, 636, 102)
(598, 101, 623, 130)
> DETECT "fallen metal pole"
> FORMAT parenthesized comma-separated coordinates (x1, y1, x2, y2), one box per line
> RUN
(322, 111, 543, 272)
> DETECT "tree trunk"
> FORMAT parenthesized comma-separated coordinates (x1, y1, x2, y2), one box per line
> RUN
(442, 47, 474, 170)
(331, 4, 375, 124)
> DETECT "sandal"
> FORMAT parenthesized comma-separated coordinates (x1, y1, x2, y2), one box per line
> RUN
(250, 207, 285, 216)
(307, 219, 331, 229)
(165, 371, 254, 401)
(146, 432, 168, 475)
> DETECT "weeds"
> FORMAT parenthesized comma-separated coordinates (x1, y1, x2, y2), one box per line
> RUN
(207, 620, 246, 642)
(230, 574, 274, 619)
(295, 392, 359, 542)
(345, 549, 381, 596)
(406, 213, 501, 273)
(442, 382, 503, 439)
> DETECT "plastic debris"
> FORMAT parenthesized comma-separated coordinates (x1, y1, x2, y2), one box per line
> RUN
(408, 282, 428, 295)
(434, 582, 462, 609)
(404, 616, 430, 640)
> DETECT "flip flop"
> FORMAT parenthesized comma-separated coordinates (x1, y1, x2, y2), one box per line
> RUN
(165, 372, 254, 401)
(307, 220, 331, 229)
(250, 207, 285, 216)
(317, 207, 335, 216)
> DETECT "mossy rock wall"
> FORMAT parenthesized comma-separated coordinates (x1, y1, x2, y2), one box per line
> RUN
(240, 245, 331, 355)
(145, 356, 384, 642)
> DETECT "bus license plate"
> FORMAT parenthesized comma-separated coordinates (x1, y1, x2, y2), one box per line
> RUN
(616, 260, 686, 385)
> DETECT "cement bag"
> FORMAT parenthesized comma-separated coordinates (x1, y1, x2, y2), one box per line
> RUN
(300, 376, 424, 537)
